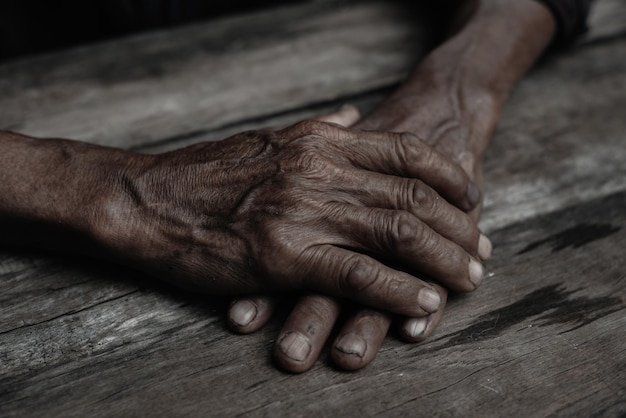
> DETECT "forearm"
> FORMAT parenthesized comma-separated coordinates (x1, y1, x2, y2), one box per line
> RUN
(358, 0, 556, 159)
(0, 131, 134, 253)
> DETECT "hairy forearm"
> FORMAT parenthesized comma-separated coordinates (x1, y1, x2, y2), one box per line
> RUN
(358, 0, 556, 159)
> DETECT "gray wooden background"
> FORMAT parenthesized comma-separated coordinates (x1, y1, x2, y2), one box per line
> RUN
(1, 1, 625, 416)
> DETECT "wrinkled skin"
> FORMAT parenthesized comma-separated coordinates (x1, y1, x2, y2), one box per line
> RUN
(228, 0, 556, 373)
(0, 0, 556, 377)
(98, 120, 484, 319)
(227, 109, 487, 373)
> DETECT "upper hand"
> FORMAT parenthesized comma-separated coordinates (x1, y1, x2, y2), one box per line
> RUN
(97, 120, 483, 317)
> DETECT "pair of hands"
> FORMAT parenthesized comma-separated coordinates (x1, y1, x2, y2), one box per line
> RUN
(225, 107, 491, 372)
(96, 105, 491, 372)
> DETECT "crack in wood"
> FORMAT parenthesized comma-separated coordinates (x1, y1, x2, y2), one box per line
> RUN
(129, 84, 395, 153)
(384, 365, 494, 413)
(0, 289, 139, 336)
(425, 284, 623, 351)
(517, 223, 622, 255)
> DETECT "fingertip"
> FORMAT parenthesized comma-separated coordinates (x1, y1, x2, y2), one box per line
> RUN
(478, 234, 493, 260)
(417, 287, 441, 314)
(332, 333, 370, 371)
(275, 331, 315, 373)
(401, 284, 447, 342)
(400, 310, 445, 343)
(331, 310, 391, 371)
(273, 295, 340, 373)
(400, 317, 429, 342)
(227, 297, 273, 334)
(468, 259, 484, 289)
(228, 299, 257, 333)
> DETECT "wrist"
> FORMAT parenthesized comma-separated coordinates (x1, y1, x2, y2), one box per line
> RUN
(356, 69, 500, 161)
(418, 0, 555, 104)
(80, 147, 156, 261)
(357, 0, 555, 162)
(0, 131, 144, 256)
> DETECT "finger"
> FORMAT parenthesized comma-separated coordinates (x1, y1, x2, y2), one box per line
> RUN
(314, 104, 361, 127)
(458, 152, 492, 260)
(325, 206, 484, 292)
(332, 129, 480, 211)
(278, 121, 478, 211)
(228, 296, 275, 334)
(336, 170, 484, 256)
(298, 245, 442, 317)
(274, 295, 341, 373)
(331, 309, 392, 371)
(400, 284, 448, 342)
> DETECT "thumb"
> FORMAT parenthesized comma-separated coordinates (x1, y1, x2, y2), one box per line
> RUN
(314, 104, 361, 127)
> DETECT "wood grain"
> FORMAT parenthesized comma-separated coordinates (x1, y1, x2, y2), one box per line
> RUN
(0, 1, 432, 148)
(1, 0, 625, 416)
(1, 192, 624, 417)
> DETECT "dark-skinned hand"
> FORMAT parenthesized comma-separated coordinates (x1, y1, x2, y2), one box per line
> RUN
(226, 106, 491, 372)
(88, 116, 485, 328)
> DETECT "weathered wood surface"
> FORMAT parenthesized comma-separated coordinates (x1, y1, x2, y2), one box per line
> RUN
(1, 0, 626, 416)
(0, 1, 434, 148)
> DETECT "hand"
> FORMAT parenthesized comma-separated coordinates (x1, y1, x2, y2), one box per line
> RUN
(96, 117, 483, 318)
(227, 107, 491, 372)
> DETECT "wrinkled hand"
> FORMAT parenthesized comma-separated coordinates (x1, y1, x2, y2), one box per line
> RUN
(226, 108, 491, 372)
(99, 119, 483, 318)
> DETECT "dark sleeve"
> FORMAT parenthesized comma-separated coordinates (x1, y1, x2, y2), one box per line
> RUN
(534, 0, 593, 46)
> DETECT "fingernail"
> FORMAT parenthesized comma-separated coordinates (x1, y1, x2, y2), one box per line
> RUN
(229, 300, 257, 327)
(335, 333, 366, 358)
(478, 234, 493, 260)
(469, 259, 484, 288)
(466, 182, 481, 206)
(403, 317, 428, 338)
(418, 288, 441, 313)
(278, 332, 311, 362)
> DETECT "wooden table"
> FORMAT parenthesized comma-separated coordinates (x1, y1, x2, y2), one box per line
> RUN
(1, 1, 625, 416)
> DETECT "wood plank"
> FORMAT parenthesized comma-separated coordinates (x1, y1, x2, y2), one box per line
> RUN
(4, 27, 625, 370)
(1, 0, 624, 151)
(1, 190, 624, 417)
(1, 1, 626, 416)
(0, 1, 433, 148)
(480, 35, 626, 232)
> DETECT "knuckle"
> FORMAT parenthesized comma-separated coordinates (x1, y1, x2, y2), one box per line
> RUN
(397, 132, 428, 166)
(390, 211, 422, 250)
(299, 297, 337, 326)
(296, 151, 333, 178)
(280, 140, 332, 176)
(395, 132, 415, 162)
(342, 257, 381, 294)
(399, 132, 419, 149)
(292, 119, 332, 139)
(408, 180, 438, 213)
(421, 144, 440, 169)
(254, 224, 299, 277)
